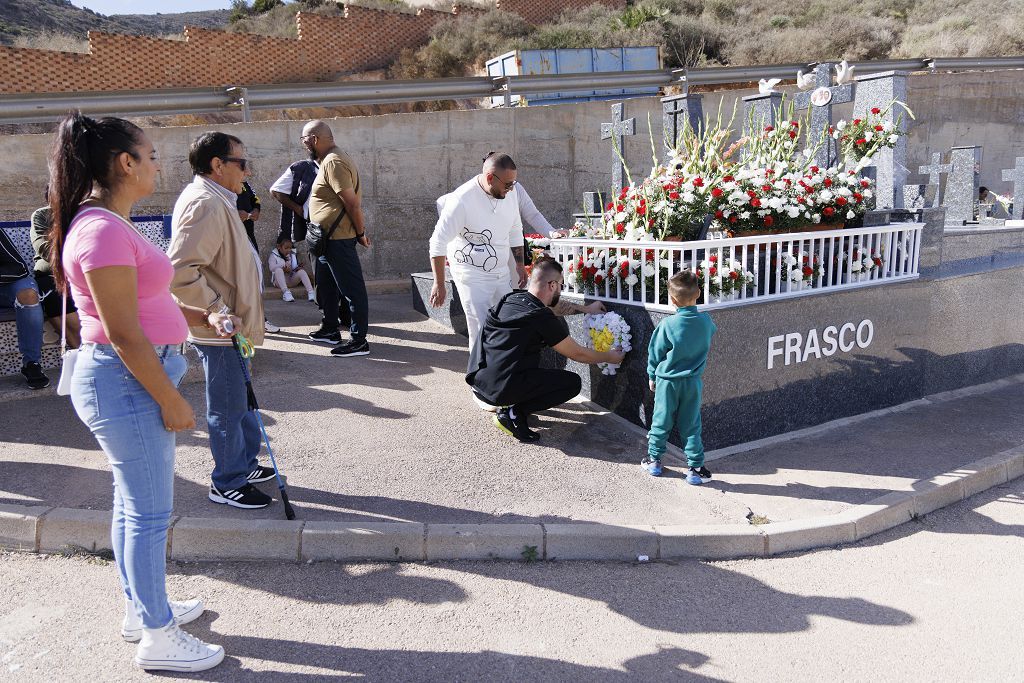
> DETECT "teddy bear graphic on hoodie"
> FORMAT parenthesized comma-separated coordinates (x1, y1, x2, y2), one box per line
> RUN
(454, 229, 498, 272)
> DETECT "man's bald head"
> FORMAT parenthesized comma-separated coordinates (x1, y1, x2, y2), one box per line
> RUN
(301, 120, 335, 160)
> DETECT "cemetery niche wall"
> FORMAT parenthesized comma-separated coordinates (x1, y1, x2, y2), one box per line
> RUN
(412, 62, 1024, 450)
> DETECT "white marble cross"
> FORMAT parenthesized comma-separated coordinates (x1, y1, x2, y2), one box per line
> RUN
(600, 102, 636, 192)
(917, 152, 953, 208)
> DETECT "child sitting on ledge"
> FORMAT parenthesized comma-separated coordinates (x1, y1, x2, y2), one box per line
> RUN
(268, 236, 314, 302)
(643, 270, 716, 485)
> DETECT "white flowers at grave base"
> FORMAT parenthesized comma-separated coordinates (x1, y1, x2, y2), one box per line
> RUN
(585, 312, 632, 375)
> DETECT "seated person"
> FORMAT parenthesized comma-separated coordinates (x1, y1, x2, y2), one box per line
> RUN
(32, 202, 82, 348)
(467, 256, 625, 443)
(0, 226, 48, 389)
(268, 237, 315, 302)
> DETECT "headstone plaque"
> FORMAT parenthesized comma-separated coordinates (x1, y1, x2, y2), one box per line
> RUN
(662, 92, 704, 154)
(1000, 156, 1024, 220)
(793, 63, 854, 168)
(600, 102, 637, 193)
(853, 70, 909, 209)
(742, 92, 783, 137)
(946, 146, 982, 224)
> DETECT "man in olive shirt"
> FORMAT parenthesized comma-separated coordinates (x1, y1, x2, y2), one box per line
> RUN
(305, 120, 372, 358)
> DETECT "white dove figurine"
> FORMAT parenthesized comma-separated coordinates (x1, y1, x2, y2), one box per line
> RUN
(796, 70, 815, 90)
(835, 60, 856, 85)
(758, 78, 782, 95)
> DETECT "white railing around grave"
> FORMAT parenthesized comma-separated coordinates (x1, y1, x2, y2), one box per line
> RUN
(548, 222, 923, 312)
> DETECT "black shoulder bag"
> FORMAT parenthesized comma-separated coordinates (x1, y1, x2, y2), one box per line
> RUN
(305, 209, 345, 259)
(0, 230, 30, 284)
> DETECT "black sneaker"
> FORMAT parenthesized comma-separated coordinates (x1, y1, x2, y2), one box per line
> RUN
(330, 339, 370, 357)
(493, 407, 539, 443)
(685, 466, 713, 486)
(246, 465, 276, 484)
(208, 483, 272, 509)
(308, 327, 341, 344)
(21, 362, 50, 390)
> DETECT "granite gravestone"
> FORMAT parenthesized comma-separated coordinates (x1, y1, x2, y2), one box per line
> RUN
(916, 152, 952, 208)
(662, 92, 704, 154)
(742, 92, 783, 138)
(945, 146, 982, 224)
(853, 70, 909, 210)
(600, 102, 637, 193)
(1001, 156, 1024, 220)
(902, 184, 935, 210)
(793, 63, 854, 168)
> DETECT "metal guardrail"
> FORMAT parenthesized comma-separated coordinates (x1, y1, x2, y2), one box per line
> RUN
(0, 56, 1021, 125)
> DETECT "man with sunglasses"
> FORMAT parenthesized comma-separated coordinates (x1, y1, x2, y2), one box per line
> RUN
(168, 131, 276, 511)
(429, 152, 527, 362)
(306, 120, 372, 358)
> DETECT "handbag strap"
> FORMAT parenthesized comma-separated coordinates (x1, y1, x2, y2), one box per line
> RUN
(60, 290, 67, 356)
(323, 208, 345, 242)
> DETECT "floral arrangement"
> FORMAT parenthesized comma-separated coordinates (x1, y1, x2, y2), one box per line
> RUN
(845, 247, 884, 276)
(698, 254, 755, 299)
(585, 311, 632, 375)
(524, 232, 550, 251)
(831, 102, 914, 168)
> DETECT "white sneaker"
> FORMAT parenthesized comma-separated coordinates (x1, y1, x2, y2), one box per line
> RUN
(473, 393, 499, 412)
(265, 320, 281, 333)
(122, 598, 204, 642)
(135, 620, 224, 673)
(307, 290, 316, 301)
(282, 290, 295, 302)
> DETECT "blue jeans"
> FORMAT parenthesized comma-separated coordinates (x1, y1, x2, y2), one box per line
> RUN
(70, 343, 187, 629)
(0, 275, 43, 364)
(319, 238, 369, 342)
(194, 344, 261, 491)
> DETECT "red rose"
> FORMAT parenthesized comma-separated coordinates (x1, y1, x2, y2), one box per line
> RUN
(615, 223, 625, 234)
(619, 187, 628, 199)
(714, 210, 724, 219)
(764, 215, 774, 227)
(860, 179, 870, 188)
(789, 131, 797, 139)
(765, 168, 775, 176)
(762, 184, 772, 192)
(637, 205, 646, 216)
(824, 178, 833, 187)
(797, 196, 806, 204)
(693, 177, 704, 187)
(874, 125, 884, 131)
(802, 266, 813, 277)
(722, 174, 735, 182)
(853, 192, 863, 201)
(856, 138, 867, 145)
(871, 107, 881, 115)
(790, 120, 799, 127)
(823, 207, 835, 217)
(616, 203, 624, 212)
(750, 198, 762, 208)
(711, 187, 724, 198)
(853, 118, 862, 125)
(595, 273, 603, 283)
(669, 191, 680, 200)
(729, 215, 738, 224)
(764, 125, 774, 132)
(709, 267, 718, 276)
(605, 201, 614, 210)
(729, 271, 739, 280)
(709, 255, 718, 263)
(836, 196, 848, 206)
(747, 190, 757, 198)
(810, 166, 820, 173)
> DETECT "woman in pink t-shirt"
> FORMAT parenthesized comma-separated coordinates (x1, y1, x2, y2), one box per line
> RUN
(48, 113, 235, 673)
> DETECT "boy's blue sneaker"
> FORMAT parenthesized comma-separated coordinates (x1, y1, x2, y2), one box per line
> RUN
(686, 466, 713, 485)
(641, 457, 663, 477)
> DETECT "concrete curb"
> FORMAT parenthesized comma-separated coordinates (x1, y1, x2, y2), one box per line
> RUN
(3, 446, 1021, 564)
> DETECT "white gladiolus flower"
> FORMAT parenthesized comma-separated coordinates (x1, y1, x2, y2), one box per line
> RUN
(864, 131, 873, 141)
(614, 212, 626, 222)
(837, 120, 847, 130)
(847, 210, 856, 219)
(888, 134, 898, 144)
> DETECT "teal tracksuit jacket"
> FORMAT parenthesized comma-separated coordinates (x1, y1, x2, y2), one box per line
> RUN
(647, 305, 716, 465)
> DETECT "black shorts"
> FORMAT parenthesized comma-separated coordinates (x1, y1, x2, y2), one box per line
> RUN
(35, 272, 77, 319)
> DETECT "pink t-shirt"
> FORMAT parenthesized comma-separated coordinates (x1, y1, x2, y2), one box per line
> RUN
(64, 207, 188, 345)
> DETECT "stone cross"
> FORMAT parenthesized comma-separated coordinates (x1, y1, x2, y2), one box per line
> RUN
(742, 92, 783, 137)
(945, 146, 982, 224)
(661, 92, 704, 154)
(1000, 156, 1024, 220)
(600, 102, 636, 192)
(793, 63, 854, 168)
(853, 70, 909, 209)
(918, 152, 952, 194)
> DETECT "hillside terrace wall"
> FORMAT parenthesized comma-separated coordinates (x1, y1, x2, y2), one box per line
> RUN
(0, 71, 1018, 282)
(0, 0, 623, 95)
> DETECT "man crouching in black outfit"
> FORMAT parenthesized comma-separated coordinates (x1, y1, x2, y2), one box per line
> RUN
(467, 256, 626, 442)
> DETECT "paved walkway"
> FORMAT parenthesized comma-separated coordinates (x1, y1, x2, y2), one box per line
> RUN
(2, 293, 1023, 530)
(2, 477, 1022, 680)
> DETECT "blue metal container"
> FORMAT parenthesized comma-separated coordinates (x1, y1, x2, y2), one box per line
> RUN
(486, 47, 662, 107)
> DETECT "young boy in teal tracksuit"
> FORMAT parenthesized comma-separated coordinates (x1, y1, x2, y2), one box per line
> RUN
(642, 270, 717, 485)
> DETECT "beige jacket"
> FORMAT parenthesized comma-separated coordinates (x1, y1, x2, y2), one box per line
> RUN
(168, 176, 265, 346)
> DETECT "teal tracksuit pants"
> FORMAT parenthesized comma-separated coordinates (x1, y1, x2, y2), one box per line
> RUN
(648, 376, 704, 468)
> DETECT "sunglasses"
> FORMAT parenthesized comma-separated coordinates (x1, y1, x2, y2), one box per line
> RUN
(493, 175, 517, 191)
(220, 156, 249, 171)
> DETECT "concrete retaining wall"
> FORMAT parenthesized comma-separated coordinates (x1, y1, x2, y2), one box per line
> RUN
(0, 70, 1020, 281)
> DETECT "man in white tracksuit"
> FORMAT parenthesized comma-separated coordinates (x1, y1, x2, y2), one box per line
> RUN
(429, 153, 526, 358)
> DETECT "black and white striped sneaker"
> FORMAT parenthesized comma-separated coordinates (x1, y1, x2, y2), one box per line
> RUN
(246, 465, 276, 484)
(208, 483, 272, 509)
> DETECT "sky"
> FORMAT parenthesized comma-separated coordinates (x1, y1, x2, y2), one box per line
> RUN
(71, 1, 236, 15)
